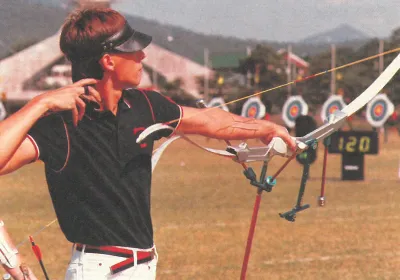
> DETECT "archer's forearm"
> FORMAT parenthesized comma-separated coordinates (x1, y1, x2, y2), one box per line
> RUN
(178, 107, 279, 140)
(0, 96, 48, 168)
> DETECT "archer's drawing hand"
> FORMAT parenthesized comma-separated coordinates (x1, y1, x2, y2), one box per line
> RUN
(261, 124, 297, 152)
(35, 78, 102, 127)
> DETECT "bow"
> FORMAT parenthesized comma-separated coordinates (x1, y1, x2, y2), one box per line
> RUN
(138, 53, 400, 279)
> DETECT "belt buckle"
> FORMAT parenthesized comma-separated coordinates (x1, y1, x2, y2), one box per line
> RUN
(109, 248, 155, 275)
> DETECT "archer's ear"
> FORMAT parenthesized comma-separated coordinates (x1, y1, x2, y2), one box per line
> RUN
(98, 54, 115, 72)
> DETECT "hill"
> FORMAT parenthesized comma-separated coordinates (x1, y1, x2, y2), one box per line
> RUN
(0, 0, 370, 63)
(299, 24, 370, 44)
(0, 0, 68, 58)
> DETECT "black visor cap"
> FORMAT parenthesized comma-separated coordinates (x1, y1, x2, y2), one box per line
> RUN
(101, 22, 152, 53)
(71, 22, 152, 82)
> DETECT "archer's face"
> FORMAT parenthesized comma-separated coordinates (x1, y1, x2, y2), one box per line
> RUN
(110, 50, 146, 88)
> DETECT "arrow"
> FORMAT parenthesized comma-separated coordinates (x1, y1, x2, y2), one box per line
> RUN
(29, 236, 49, 280)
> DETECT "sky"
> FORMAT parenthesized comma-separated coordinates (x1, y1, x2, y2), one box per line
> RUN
(112, 0, 400, 42)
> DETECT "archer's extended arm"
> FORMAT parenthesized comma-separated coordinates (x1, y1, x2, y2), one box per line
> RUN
(177, 106, 297, 151)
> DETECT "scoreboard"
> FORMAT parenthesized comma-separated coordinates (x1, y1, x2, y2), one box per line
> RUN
(328, 130, 379, 180)
(328, 130, 378, 155)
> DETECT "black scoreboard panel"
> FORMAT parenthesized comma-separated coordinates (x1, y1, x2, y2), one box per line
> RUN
(328, 130, 379, 155)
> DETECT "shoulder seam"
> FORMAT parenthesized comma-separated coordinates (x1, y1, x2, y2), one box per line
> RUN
(138, 89, 156, 123)
(51, 115, 71, 173)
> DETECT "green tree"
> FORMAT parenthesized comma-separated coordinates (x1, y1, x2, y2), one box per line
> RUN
(238, 44, 287, 107)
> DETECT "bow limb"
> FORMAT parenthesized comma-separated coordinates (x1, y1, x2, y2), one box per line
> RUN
(152, 135, 181, 172)
(140, 123, 237, 163)
(140, 123, 307, 164)
(137, 123, 174, 143)
(300, 52, 400, 144)
(342, 53, 400, 116)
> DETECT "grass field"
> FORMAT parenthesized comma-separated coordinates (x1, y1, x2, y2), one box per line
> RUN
(1, 129, 400, 279)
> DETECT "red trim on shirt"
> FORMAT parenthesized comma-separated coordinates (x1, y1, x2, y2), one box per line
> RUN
(138, 90, 156, 122)
(53, 116, 70, 173)
(175, 105, 183, 131)
(26, 135, 39, 162)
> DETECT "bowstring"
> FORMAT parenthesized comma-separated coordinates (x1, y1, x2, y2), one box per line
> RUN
(16, 219, 58, 249)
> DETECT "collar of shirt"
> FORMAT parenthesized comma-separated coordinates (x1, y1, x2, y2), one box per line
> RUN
(85, 90, 132, 120)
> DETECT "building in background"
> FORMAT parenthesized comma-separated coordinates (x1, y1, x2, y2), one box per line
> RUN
(0, 0, 213, 112)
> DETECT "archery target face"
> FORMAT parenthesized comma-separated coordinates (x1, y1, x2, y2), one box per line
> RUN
(372, 102, 385, 119)
(366, 94, 394, 127)
(241, 97, 266, 119)
(320, 95, 346, 122)
(282, 96, 308, 128)
(207, 97, 229, 112)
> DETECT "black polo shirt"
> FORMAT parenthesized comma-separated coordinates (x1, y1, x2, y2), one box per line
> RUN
(27, 89, 182, 249)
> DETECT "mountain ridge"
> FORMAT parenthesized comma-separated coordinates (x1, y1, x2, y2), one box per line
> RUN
(0, 0, 371, 62)
(299, 23, 370, 44)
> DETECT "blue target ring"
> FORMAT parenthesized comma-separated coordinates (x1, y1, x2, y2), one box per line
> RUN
(369, 100, 388, 122)
(244, 102, 261, 118)
(325, 100, 343, 118)
(285, 101, 303, 121)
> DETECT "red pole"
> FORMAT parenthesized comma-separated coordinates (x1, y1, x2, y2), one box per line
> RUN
(240, 188, 263, 280)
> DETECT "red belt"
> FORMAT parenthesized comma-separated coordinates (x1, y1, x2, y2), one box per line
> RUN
(75, 244, 155, 274)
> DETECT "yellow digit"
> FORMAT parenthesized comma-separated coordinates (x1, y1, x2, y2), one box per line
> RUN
(338, 137, 344, 151)
(359, 136, 370, 153)
(346, 136, 357, 152)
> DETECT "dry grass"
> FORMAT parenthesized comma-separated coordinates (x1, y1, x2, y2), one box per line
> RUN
(1, 129, 400, 279)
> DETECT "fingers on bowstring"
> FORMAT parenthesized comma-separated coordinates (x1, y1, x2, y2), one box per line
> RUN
(75, 97, 86, 122)
(78, 85, 102, 104)
(86, 85, 102, 103)
(84, 85, 90, 96)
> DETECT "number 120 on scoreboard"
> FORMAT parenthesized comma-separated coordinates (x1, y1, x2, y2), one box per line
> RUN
(328, 131, 379, 155)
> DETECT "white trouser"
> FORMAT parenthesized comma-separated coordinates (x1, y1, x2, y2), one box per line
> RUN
(64, 245, 158, 280)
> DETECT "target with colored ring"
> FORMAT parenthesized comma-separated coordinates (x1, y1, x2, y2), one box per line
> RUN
(282, 96, 308, 128)
(370, 101, 386, 121)
(207, 97, 229, 112)
(241, 97, 266, 119)
(320, 95, 346, 122)
(289, 101, 302, 118)
(366, 94, 394, 127)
